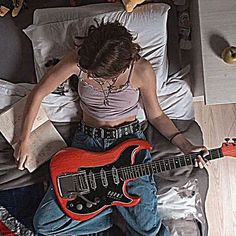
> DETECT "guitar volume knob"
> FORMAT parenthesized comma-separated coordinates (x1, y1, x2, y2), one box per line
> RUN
(94, 197, 100, 203)
(86, 203, 93, 208)
(76, 204, 83, 210)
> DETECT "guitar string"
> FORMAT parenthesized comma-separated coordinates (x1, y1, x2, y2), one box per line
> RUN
(81, 152, 208, 180)
(91, 150, 221, 179)
(90, 154, 196, 179)
(74, 147, 234, 180)
(85, 147, 234, 180)
(66, 148, 235, 189)
(83, 148, 232, 180)
(89, 154, 206, 180)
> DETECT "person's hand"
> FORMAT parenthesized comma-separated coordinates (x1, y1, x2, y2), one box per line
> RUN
(188, 145, 210, 169)
(14, 139, 32, 170)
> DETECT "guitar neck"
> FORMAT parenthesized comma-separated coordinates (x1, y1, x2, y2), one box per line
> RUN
(120, 148, 223, 180)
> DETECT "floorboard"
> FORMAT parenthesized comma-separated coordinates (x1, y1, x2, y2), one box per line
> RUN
(194, 101, 236, 236)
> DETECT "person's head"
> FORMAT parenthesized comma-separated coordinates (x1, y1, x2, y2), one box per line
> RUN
(76, 19, 141, 79)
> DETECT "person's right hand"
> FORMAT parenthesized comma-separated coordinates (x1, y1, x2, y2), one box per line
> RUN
(14, 140, 32, 170)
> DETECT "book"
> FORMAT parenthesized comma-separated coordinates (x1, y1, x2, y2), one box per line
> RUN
(0, 96, 67, 172)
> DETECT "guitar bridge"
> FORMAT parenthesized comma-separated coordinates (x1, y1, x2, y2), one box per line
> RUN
(57, 171, 90, 198)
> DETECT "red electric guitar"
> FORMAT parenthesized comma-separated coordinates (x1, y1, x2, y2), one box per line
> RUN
(50, 138, 236, 221)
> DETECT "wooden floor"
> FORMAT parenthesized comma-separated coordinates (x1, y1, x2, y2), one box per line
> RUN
(193, 101, 236, 236)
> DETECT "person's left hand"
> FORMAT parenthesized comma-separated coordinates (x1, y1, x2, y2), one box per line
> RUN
(188, 145, 210, 169)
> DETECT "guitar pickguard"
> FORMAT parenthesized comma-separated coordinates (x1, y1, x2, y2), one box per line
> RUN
(64, 145, 141, 215)
(50, 139, 152, 221)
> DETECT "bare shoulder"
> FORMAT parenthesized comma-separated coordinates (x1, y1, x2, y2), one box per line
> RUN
(132, 57, 155, 88)
(61, 49, 80, 73)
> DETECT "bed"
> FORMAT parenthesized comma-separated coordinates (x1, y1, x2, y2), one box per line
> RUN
(0, 2, 209, 236)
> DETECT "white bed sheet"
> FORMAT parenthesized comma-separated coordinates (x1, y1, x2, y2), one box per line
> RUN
(22, 3, 194, 122)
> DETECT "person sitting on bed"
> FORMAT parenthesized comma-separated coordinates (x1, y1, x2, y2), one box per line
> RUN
(14, 20, 209, 236)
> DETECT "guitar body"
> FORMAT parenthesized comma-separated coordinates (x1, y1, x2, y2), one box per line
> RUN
(50, 139, 152, 221)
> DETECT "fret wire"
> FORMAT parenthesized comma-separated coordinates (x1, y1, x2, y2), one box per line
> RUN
(167, 159, 171, 170)
(169, 158, 175, 170)
(91, 147, 231, 181)
(151, 163, 156, 174)
(165, 159, 170, 170)
(180, 155, 185, 167)
(183, 155, 187, 166)
(173, 157, 180, 168)
(218, 148, 223, 158)
(95, 146, 228, 181)
(164, 160, 168, 170)
(211, 149, 217, 159)
(209, 150, 213, 160)
(124, 168, 129, 180)
(185, 154, 191, 165)
(191, 153, 196, 163)
(131, 166, 136, 178)
(121, 167, 127, 180)
(211, 150, 215, 158)
(136, 165, 141, 177)
(141, 165, 146, 175)
(178, 156, 182, 166)
(121, 168, 125, 180)
(128, 167, 133, 179)
(128, 167, 134, 179)
(146, 163, 151, 175)
(155, 162, 161, 173)
(128, 167, 132, 179)
(160, 159, 166, 172)
(213, 150, 218, 159)
(172, 157, 176, 169)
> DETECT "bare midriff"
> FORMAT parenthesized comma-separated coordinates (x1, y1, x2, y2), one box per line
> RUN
(82, 113, 137, 128)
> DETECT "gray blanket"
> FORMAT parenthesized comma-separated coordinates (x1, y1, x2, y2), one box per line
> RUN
(144, 119, 209, 236)
(0, 120, 208, 235)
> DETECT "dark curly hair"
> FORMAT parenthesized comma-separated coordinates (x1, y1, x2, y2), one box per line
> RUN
(76, 19, 141, 79)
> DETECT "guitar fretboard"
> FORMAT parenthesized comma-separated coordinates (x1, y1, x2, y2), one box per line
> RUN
(119, 148, 223, 180)
(66, 148, 224, 192)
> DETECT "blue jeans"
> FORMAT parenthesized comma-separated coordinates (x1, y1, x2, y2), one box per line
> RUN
(33, 129, 169, 236)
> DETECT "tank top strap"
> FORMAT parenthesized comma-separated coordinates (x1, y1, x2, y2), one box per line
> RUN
(78, 67, 82, 78)
(127, 62, 134, 83)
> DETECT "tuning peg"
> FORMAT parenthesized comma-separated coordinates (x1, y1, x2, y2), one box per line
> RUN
(224, 138, 230, 143)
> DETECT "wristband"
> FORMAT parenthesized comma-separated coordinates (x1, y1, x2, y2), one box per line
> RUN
(169, 131, 182, 143)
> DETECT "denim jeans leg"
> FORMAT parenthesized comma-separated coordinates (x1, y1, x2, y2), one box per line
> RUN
(33, 185, 113, 236)
(33, 130, 113, 236)
(113, 131, 170, 236)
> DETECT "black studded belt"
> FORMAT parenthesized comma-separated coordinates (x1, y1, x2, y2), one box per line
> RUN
(78, 120, 141, 139)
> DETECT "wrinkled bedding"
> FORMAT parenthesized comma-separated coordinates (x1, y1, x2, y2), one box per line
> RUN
(0, 2, 208, 235)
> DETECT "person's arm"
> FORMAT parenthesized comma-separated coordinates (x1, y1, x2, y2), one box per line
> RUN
(15, 50, 80, 170)
(137, 59, 209, 167)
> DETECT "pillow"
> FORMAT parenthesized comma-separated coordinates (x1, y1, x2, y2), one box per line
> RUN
(23, 3, 170, 90)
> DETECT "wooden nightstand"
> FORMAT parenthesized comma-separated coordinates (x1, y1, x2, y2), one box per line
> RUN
(192, 0, 236, 105)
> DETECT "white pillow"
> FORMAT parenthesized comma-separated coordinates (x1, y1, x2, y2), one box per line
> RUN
(23, 3, 170, 90)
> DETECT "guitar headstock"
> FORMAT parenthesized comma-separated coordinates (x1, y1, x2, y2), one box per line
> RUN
(221, 138, 236, 157)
